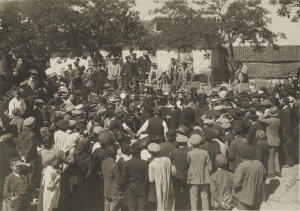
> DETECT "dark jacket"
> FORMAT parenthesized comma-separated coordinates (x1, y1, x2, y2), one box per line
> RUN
(120, 156, 148, 196)
(228, 137, 248, 172)
(199, 141, 221, 171)
(255, 139, 269, 170)
(247, 122, 264, 146)
(179, 107, 195, 129)
(160, 141, 176, 158)
(170, 147, 189, 184)
(102, 157, 120, 199)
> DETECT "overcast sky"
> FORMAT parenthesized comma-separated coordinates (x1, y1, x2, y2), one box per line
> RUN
(135, 0, 300, 46)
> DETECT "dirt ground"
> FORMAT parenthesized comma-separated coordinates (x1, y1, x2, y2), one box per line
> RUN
(261, 164, 299, 211)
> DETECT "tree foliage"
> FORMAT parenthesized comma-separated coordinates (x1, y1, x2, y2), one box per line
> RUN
(0, 0, 143, 67)
(152, 0, 216, 52)
(194, 0, 283, 56)
(270, 0, 300, 22)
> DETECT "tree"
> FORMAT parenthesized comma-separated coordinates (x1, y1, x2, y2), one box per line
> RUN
(0, 0, 143, 67)
(194, 0, 284, 76)
(270, 0, 300, 22)
(152, 0, 216, 53)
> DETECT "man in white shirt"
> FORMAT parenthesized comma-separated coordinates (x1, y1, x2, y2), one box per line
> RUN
(137, 107, 168, 142)
(8, 88, 27, 117)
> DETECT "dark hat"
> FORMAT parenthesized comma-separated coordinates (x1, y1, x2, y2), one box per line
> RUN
(130, 142, 141, 154)
(228, 108, 243, 120)
(121, 143, 131, 155)
(98, 131, 113, 145)
(241, 145, 256, 160)
(215, 154, 228, 168)
(56, 119, 70, 130)
(203, 127, 218, 140)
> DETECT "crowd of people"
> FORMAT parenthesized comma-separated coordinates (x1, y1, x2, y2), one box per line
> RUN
(0, 51, 299, 211)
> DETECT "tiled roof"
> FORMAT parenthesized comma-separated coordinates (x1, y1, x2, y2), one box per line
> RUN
(233, 46, 300, 62)
(247, 62, 300, 79)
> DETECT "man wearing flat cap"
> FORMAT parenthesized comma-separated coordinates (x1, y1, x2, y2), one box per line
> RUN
(187, 134, 212, 210)
(169, 133, 190, 210)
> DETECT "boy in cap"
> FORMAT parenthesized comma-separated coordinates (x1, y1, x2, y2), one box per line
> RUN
(187, 134, 212, 210)
(210, 154, 234, 210)
(3, 158, 32, 211)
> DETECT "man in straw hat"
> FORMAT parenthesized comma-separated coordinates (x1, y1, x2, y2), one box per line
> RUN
(187, 134, 212, 210)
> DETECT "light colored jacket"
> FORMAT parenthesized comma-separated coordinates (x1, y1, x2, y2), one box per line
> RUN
(259, 117, 280, 146)
(187, 148, 212, 185)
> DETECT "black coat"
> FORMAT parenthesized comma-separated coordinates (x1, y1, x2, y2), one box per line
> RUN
(247, 122, 264, 146)
(120, 157, 148, 196)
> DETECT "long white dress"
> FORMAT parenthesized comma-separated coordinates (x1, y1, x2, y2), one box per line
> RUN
(149, 157, 175, 211)
(42, 166, 61, 211)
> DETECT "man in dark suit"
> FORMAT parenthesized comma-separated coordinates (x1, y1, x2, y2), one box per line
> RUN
(137, 51, 151, 80)
(280, 98, 299, 168)
(120, 143, 148, 211)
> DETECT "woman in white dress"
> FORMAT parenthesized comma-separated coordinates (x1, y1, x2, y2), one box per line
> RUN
(42, 152, 62, 211)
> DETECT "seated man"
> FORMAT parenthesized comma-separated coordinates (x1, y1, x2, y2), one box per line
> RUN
(179, 61, 194, 85)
